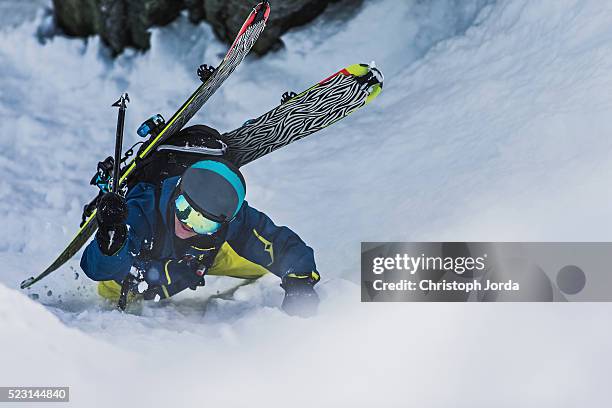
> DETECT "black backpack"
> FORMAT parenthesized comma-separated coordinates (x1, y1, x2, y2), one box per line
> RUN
(126, 124, 228, 191)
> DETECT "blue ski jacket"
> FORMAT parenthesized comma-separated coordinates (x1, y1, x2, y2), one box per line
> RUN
(80, 177, 318, 298)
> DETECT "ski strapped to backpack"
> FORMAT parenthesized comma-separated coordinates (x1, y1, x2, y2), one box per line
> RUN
(222, 62, 384, 168)
(20, 1, 271, 290)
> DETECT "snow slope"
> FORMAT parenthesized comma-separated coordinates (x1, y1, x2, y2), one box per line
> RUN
(1, 0, 612, 406)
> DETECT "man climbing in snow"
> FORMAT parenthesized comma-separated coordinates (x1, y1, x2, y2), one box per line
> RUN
(80, 125, 320, 317)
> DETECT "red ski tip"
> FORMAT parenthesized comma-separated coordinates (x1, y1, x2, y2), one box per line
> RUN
(253, 1, 271, 24)
(319, 69, 350, 85)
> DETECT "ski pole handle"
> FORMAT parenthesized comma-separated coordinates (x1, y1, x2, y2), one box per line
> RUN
(111, 93, 130, 194)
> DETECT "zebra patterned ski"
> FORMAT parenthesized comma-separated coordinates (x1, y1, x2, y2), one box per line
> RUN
(223, 63, 383, 168)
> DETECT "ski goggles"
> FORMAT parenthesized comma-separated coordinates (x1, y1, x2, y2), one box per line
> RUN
(174, 194, 222, 235)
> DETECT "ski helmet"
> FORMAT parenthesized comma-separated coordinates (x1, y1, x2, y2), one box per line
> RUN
(175, 158, 246, 234)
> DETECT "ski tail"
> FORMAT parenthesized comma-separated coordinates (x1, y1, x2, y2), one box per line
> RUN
(223, 62, 384, 168)
(20, 219, 98, 289)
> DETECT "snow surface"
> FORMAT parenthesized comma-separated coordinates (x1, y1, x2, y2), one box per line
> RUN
(1, 0, 612, 406)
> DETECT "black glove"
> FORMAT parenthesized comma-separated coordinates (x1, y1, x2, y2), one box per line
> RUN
(95, 192, 128, 256)
(281, 273, 320, 317)
(140, 257, 206, 300)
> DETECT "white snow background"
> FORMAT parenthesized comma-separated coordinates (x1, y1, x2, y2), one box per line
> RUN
(1, 0, 612, 406)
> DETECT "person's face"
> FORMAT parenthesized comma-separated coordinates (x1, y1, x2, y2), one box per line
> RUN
(174, 213, 199, 239)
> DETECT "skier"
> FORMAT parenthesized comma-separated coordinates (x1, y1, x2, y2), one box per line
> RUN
(80, 125, 320, 317)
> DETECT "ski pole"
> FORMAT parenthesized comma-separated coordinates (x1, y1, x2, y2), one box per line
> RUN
(111, 93, 129, 193)
(111, 93, 131, 311)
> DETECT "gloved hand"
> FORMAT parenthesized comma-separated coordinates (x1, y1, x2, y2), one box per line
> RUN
(281, 272, 320, 318)
(138, 257, 206, 300)
(95, 192, 128, 256)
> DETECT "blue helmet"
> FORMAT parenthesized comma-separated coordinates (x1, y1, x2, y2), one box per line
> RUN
(177, 158, 246, 224)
